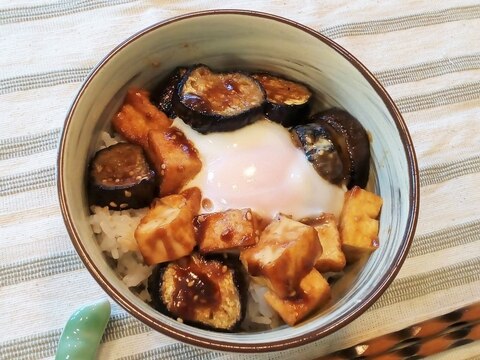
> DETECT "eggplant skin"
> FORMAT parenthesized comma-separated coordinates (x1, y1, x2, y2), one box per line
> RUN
(151, 67, 187, 119)
(312, 108, 371, 189)
(148, 253, 247, 332)
(88, 143, 158, 210)
(252, 73, 312, 127)
(291, 123, 345, 184)
(172, 65, 266, 134)
(265, 102, 310, 127)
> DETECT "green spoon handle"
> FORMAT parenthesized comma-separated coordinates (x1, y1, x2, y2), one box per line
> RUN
(55, 299, 111, 360)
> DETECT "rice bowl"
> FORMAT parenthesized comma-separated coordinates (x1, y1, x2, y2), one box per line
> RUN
(57, 10, 419, 352)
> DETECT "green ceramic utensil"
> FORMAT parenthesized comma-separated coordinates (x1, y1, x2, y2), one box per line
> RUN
(55, 299, 111, 360)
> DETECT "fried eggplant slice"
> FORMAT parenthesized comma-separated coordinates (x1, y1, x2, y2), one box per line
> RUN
(135, 193, 198, 265)
(312, 108, 371, 188)
(291, 123, 345, 184)
(252, 73, 311, 127)
(112, 88, 172, 148)
(195, 209, 258, 253)
(88, 143, 157, 210)
(240, 215, 321, 299)
(151, 67, 187, 119)
(148, 253, 247, 332)
(303, 214, 346, 273)
(339, 186, 383, 262)
(264, 268, 331, 326)
(172, 65, 266, 133)
(147, 128, 202, 196)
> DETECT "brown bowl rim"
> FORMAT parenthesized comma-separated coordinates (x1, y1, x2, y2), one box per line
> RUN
(57, 9, 420, 353)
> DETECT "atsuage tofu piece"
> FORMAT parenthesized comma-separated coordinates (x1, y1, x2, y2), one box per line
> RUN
(240, 215, 321, 298)
(112, 88, 172, 148)
(264, 268, 331, 326)
(339, 186, 383, 262)
(135, 192, 200, 265)
(147, 128, 202, 196)
(195, 209, 258, 253)
(304, 213, 346, 273)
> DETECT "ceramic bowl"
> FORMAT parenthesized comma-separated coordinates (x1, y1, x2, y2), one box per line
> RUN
(57, 10, 419, 352)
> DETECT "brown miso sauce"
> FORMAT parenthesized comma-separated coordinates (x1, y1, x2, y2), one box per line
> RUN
(165, 127, 198, 158)
(170, 257, 222, 321)
(182, 93, 212, 114)
(220, 228, 234, 242)
(184, 79, 237, 115)
(252, 74, 310, 104)
(182, 69, 262, 116)
(201, 198, 213, 211)
(93, 144, 150, 187)
(194, 212, 222, 245)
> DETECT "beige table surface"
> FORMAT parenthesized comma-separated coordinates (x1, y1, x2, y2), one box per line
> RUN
(1, 0, 480, 359)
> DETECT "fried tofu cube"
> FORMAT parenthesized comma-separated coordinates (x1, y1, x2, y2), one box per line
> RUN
(135, 193, 196, 265)
(264, 268, 331, 326)
(240, 215, 321, 298)
(307, 214, 346, 273)
(112, 88, 172, 147)
(147, 128, 202, 196)
(339, 186, 383, 262)
(196, 209, 258, 253)
(179, 187, 202, 215)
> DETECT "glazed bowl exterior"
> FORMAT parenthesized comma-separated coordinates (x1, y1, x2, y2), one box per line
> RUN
(57, 10, 419, 352)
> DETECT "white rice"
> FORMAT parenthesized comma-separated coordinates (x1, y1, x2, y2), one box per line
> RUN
(89, 130, 278, 329)
(98, 131, 125, 149)
(242, 282, 281, 330)
(90, 205, 152, 291)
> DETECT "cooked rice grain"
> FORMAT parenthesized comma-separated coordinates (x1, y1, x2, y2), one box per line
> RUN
(90, 205, 152, 287)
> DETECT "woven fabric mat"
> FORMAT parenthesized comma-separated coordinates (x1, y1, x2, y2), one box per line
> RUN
(1, 1, 480, 359)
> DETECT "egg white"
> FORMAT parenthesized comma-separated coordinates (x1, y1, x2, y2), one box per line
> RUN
(174, 118, 345, 220)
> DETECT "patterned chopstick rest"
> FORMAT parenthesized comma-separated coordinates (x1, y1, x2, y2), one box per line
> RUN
(318, 302, 480, 359)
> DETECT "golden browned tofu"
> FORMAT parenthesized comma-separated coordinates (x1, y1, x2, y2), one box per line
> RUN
(135, 194, 196, 265)
(240, 215, 321, 299)
(196, 209, 258, 253)
(180, 187, 202, 215)
(147, 128, 202, 196)
(112, 88, 172, 147)
(264, 268, 331, 326)
(339, 186, 383, 262)
(306, 214, 346, 273)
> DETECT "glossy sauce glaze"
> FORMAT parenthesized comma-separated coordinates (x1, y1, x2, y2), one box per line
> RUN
(167, 255, 223, 321)
(91, 143, 152, 187)
(164, 127, 199, 159)
(181, 66, 265, 116)
(252, 73, 311, 105)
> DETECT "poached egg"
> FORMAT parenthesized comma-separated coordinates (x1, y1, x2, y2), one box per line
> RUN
(174, 118, 345, 219)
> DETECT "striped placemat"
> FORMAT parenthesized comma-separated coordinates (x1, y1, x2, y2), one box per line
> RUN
(1, 1, 479, 359)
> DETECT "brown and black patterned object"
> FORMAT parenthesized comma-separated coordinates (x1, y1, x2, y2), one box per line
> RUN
(317, 302, 480, 359)
(370, 321, 480, 359)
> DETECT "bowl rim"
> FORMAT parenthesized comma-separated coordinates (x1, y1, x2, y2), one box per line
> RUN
(57, 9, 420, 353)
